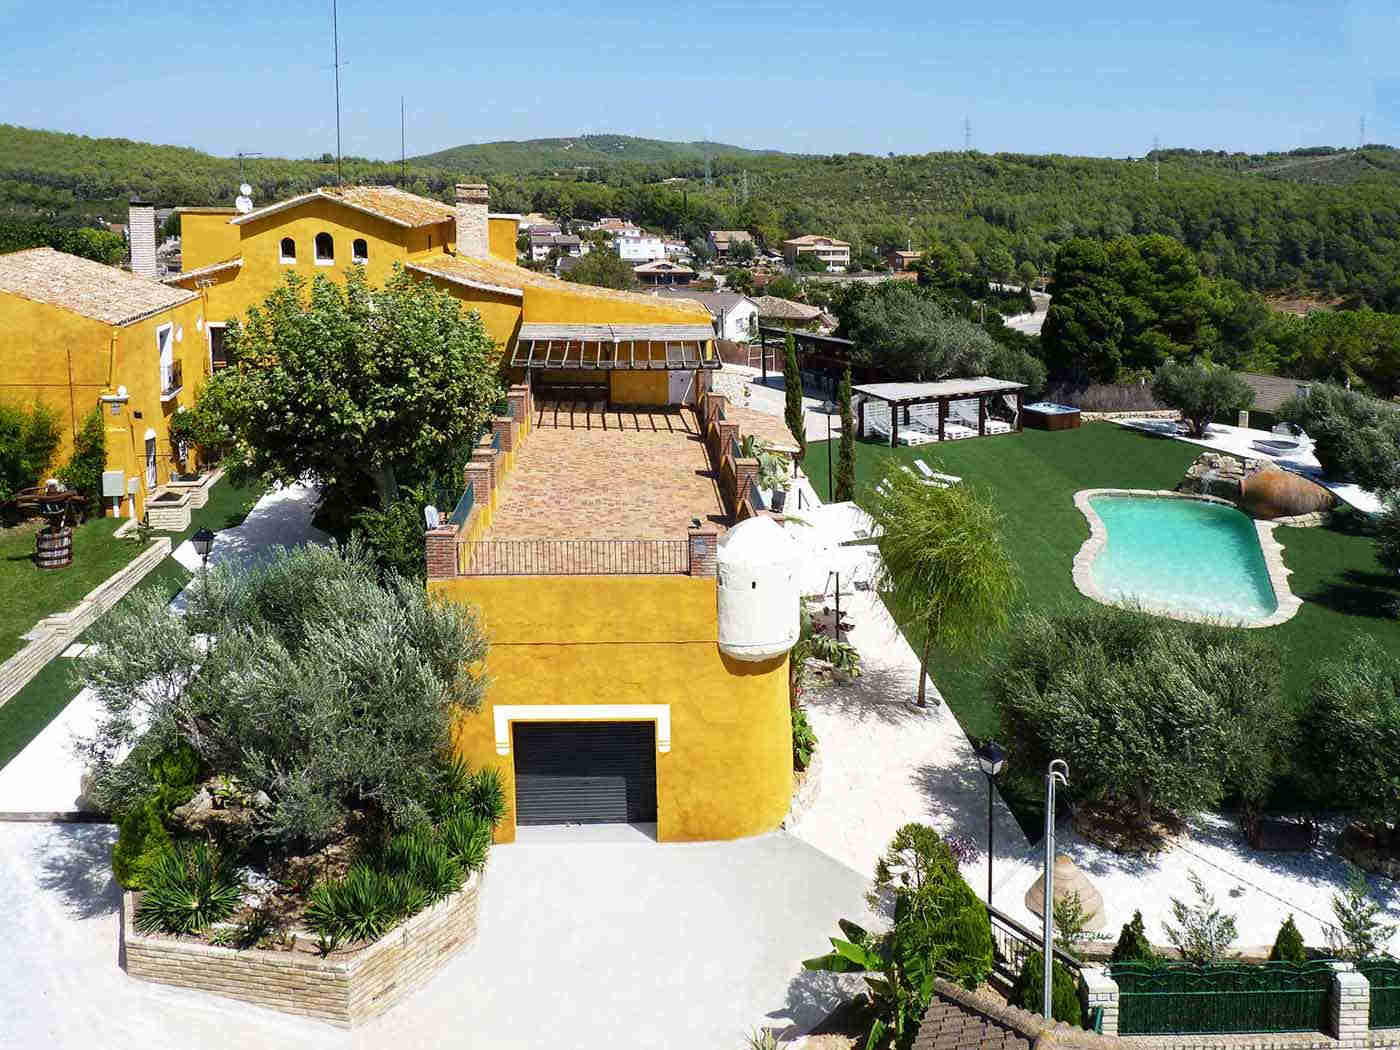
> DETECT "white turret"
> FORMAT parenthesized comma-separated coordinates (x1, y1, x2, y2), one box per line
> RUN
(716, 516, 801, 662)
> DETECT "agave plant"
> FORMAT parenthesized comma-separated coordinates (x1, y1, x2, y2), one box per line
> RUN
(133, 841, 245, 936)
(466, 768, 506, 825)
(382, 828, 464, 901)
(305, 864, 401, 944)
(440, 810, 492, 874)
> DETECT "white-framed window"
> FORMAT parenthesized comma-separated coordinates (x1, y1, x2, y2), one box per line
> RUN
(352, 238, 368, 263)
(279, 237, 296, 264)
(207, 322, 229, 373)
(156, 322, 174, 391)
(315, 232, 334, 265)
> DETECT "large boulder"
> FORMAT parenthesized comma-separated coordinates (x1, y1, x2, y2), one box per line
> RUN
(1178, 452, 1258, 501)
(1240, 468, 1336, 520)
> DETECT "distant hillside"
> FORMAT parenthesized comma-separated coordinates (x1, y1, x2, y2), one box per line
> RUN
(411, 133, 787, 175)
(3, 122, 1400, 304)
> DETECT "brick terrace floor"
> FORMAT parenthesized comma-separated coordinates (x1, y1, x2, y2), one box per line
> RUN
(476, 401, 727, 568)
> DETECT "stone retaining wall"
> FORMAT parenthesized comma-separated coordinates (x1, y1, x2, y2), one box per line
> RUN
(1081, 409, 1181, 423)
(122, 870, 482, 1028)
(0, 537, 170, 708)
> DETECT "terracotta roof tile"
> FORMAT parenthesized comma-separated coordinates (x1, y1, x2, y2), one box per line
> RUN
(232, 186, 455, 228)
(0, 247, 195, 326)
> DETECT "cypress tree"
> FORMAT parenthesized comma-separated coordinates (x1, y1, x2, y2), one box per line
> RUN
(1110, 910, 1156, 964)
(783, 333, 806, 461)
(1270, 914, 1307, 963)
(835, 366, 855, 502)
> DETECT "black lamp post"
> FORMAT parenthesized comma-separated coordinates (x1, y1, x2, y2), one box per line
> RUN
(820, 400, 837, 502)
(192, 527, 215, 584)
(974, 740, 1006, 907)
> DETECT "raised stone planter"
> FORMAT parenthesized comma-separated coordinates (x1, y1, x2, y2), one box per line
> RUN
(163, 466, 224, 510)
(121, 870, 482, 1028)
(145, 490, 192, 531)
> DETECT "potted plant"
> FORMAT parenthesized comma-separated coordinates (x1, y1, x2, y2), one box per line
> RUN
(758, 455, 792, 512)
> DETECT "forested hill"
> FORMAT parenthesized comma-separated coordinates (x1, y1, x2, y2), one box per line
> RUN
(409, 134, 786, 173)
(4, 122, 1400, 304)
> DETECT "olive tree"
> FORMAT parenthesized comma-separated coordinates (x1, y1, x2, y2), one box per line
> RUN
(1304, 637, 1400, 831)
(1281, 383, 1400, 491)
(872, 469, 1019, 707)
(76, 540, 487, 849)
(1151, 359, 1254, 438)
(993, 605, 1284, 827)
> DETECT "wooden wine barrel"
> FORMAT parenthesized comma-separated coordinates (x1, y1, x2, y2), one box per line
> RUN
(36, 526, 73, 570)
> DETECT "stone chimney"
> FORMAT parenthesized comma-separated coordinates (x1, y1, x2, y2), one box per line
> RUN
(454, 183, 489, 259)
(128, 200, 157, 280)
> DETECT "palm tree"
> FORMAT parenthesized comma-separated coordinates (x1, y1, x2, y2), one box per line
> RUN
(870, 467, 1018, 706)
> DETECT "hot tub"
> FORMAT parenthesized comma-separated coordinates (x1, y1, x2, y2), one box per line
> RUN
(1023, 402, 1081, 430)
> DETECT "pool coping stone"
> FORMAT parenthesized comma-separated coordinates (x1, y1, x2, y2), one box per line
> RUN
(1071, 488, 1302, 629)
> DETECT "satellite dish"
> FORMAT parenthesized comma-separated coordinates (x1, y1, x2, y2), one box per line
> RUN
(116, 385, 128, 399)
(235, 194, 253, 214)
(239, 182, 252, 196)
(424, 505, 440, 530)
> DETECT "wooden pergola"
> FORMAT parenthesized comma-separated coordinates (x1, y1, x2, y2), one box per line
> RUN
(854, 377, 1027, 447)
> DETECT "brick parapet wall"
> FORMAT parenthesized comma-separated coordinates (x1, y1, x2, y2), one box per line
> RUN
(0, 536, 170, 710)
(491, 417, 516, 454)
(1331, 965, 1371, 1046)
(462, 462, 492, 508)
(122, 872, 482, 1028)
(688, 524, 719, 576)
(425, 525, 459, 581)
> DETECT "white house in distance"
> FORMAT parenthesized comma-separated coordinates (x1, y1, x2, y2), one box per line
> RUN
(528, 232, 585, 262)
(615, 231, 667, 263)
(654, 288, 758, 342)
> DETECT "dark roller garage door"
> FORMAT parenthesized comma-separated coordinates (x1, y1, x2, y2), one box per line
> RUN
(513, 722, 658, 826)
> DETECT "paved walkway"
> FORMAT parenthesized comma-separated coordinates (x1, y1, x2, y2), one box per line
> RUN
(787, 574, 1400, 955)
(0, 823, 870, 1050)
(0, 483, 325, 815)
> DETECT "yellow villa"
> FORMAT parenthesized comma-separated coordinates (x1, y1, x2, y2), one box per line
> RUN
(170, 181, 799, 845)
(0, 246, 207, 518)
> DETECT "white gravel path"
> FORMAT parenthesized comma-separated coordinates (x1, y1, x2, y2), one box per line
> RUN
(0, 482, 325, 815)
(788, 579, 1400, 955)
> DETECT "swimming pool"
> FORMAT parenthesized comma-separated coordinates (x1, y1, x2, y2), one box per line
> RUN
(1073, 492, 1290, 625)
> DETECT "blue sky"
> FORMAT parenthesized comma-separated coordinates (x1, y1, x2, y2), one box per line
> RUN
(1, 1, 1396, 160)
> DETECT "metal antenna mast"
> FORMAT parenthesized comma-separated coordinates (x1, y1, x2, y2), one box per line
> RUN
(963, 116, 973, 153)
(1360, 115, 1367, 150)
(236, 152, 263, 182)
(331, 0, 343, 184)
(401, 96, 407, 183)
(1152, 135, 1160, 182)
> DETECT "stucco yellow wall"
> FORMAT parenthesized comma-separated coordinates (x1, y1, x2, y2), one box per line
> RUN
(178, 211, 240, 271)
(434, 285, 521, 355)
(428, 574, 792, 844)
(520, 283, 710, 325)
(609, 370, 669, 404)
(0, 291, 206, 517)
(487, 217, 519, 263)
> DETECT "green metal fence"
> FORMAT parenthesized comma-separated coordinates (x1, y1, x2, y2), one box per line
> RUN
(1359, 959, 1400, 1029)
(1111, 962, 1335, 1035)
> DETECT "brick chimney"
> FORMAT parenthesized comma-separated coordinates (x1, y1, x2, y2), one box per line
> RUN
(128, 200, 157, 280)
(454, 183, 489, 258)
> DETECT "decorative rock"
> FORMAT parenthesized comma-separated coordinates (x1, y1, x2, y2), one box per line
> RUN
(1025, 853, 1106, 931)
(172, 786, 215, 827)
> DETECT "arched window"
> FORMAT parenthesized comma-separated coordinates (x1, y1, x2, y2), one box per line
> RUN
(352, 238, 368, 263)
(279, 237, 296, 263)
(315, 232, 334, 263)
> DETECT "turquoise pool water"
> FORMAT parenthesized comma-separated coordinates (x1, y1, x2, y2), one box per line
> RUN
(1088, 496, 1278, 622)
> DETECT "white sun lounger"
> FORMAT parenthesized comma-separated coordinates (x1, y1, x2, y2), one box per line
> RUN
(913, 460, 963, 486)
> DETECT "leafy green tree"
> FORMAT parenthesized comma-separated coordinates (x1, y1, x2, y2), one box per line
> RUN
(794, 252, 828, 274)
(1041, 238, 1126, 382)
(208, 266, 498, 510)
(1111, 911, 1157, 964)
(1017, 260, 1040, 290)
(57, 408, 107, 514)
(983, 245, 1015, 285)
(1150, 360, 1255, 438)
(872, 469, 1018, 707)
(729, 238, 756, 263)
(77, 538, 487, 851)
(562, 248, 638, 290)
(994, 605, 1284, 827)
(1303, 636, 1400, 830)
(1270, 915, 1307, 963)
(835, 366, 855, 502)
(916, 242, 963, 291)
(764, 274, 802, 300)
(1327, 865, 1398, 962)
(0, 398, 61, 502)
(727, 267, 755, 295)
(842, 282, 1002, 382)
(783, 333, 806, 460)
(1163, 871, 1238, 964)
(1281, 383, 1400, 490)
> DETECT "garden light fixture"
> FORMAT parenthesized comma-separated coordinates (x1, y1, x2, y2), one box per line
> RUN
(974, 740, 1006, 906)
(821, 400, 838, 502)
(192, 527, 215, 574)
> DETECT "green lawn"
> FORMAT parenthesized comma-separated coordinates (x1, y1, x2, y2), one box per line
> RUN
(0, 477, 266, 774)
(804, 424, 1400, 826)
(0, 516, 143, 662)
